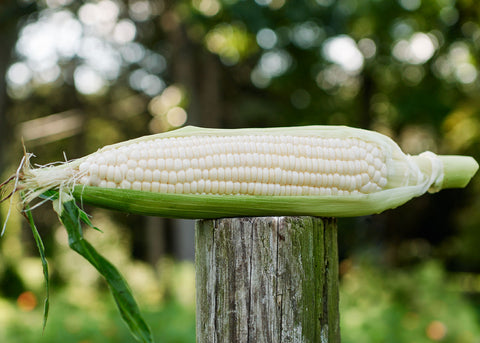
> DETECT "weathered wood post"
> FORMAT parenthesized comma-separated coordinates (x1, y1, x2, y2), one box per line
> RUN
(195, 216, 340, 343)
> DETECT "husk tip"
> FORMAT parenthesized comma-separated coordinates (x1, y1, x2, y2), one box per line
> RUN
(439, 155, 479, 189)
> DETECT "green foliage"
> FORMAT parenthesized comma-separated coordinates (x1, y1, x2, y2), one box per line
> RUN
(0, 263, 24, 299)
(341, 259, 480, 343)
(1, 257, 478, 343)
(0, 292, 195, 343)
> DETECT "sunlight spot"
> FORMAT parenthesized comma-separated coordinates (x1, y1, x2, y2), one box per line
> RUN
(129, 68, 165, 96)
(461, 21, 480, 38)
(53, 11, 82, 59)
(142, 52, 167, 74)
(392, 32, 436, 64)
(161, 85, 183, 108)
(78, 36, 122, 80)
(205, 24, 254, 65)
(256, 28, 277, 49)
(166, 107, 188, 127)
(7, 62, 32, 86)
(398, 0, 421, 11)
(7, 85, 31, 100)
(402, 65, 424, 85)
(78, 0, 119, 26)
(322, 35, 364, 73)
(113, 19, 136, 44)
(250, 67, 271, 88)
(193, 0, 221, 16)
(35, 64, 61, 84)
(443, 107, 480, 151)
(291, 21, 323, 49)
(316, 65, 348, 90)
(120, 42, 146, 63)
(78, 3, 98, 26)
(316, 0, 334, 6)
(129, 0, 152, 22)
(391, 21, 413, 39)
(74, 65, 106, 95)
(46, 0, 74, 7)
(255, 0, 271, 6)
(148, 85, 184, 116)
(141, 74, 165, 96)
(129, 69, 149, 90)
(449, 42, 470, 63)
(439, 6, 458, 26)
(434, 42, 478, 84)
(259, 50, 292, 78)
(409, 33, 436, 62)
(16, 19, 57, 63)
(78, 0, 119, 36)
(269, 0, 286, 10)
(455, 63, 477, 84)
(358, 38, 376, 59)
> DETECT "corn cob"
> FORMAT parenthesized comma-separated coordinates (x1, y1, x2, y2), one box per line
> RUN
(15, 125, 479, 217)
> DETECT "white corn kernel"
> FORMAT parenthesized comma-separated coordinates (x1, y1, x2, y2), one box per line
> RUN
(71, 132, 400, 197)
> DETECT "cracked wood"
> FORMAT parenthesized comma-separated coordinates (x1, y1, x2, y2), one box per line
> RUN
(195, 216, 340, 343)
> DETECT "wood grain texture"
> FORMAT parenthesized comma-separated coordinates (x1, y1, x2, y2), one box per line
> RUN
(195, 217, 339, 343)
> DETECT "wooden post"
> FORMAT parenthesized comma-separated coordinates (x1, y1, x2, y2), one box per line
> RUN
(195, 216, 340, 343)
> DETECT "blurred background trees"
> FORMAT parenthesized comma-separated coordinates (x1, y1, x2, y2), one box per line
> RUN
(1, 0, 480, 341)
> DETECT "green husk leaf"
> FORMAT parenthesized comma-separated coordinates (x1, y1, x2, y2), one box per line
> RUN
(53, 194, 154, 343)
(39, 190, 59, 200)
(22, 197, 49, 332)
(78, 207, 102, 232)
(72, 184, 430, 218)
(40, 191, 101, 232)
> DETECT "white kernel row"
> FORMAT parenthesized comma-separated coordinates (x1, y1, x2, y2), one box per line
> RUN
(89, 136, 383, 163)
(76, 134, 389, 195)
(81, 169, 387, 190)
(93, 179, 374, 196)
(80, 155, 385, 178)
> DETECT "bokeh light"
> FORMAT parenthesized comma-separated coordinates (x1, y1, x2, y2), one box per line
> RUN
(322, 35, 364, 73)
(74, 65, 106, 95)
(192, 0, 221, 17)
(426, 321, 447, 341)
(256, 28, 277, 49)
(16, 291, 37, 312)
(392, 32, 437, 65)
(7, 62, 31, 87)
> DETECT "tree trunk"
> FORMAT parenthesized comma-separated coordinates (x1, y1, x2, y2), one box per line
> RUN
(195, 216, 340, 343)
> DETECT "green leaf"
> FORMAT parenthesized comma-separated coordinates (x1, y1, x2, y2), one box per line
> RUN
(78, 207, 103, 233)
(22, 199, 50, 332)
(53, 195, 154, 343)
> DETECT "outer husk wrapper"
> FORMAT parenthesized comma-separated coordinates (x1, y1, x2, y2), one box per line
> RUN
(23, 125, 478, 218)
(64, 126, 418, 217)
(72, 184, 432, 218)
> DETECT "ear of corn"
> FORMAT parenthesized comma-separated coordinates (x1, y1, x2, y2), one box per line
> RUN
(18, 125, 478, 217)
